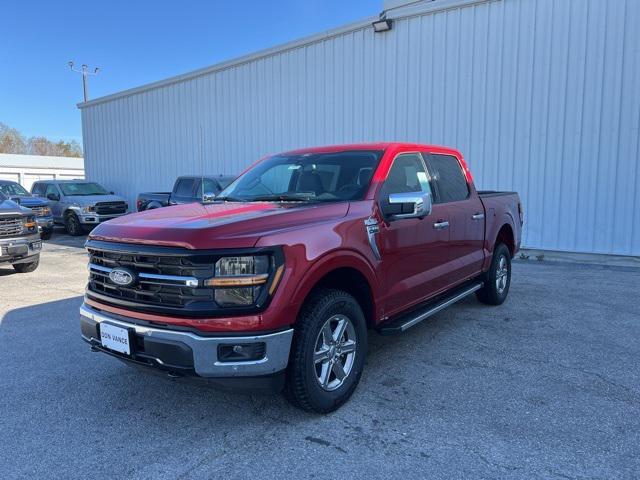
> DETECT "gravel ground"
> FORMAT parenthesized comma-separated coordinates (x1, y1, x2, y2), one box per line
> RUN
(1, 232, 639, 479)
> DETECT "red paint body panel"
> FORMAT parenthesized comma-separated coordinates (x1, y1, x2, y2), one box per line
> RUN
(87, 143, 521, 333)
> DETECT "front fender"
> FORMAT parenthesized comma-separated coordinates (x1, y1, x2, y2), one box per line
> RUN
(287, 248, 382, 323)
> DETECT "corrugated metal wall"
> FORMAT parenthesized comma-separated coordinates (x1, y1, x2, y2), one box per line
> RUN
(80, 0, 640, 256)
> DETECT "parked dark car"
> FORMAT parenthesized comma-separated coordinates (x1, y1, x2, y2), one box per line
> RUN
(0, 180, 54, 240)
(31, 180, 129, 236)
(0, 191, 41, 273)
(136, 175, 235, 211)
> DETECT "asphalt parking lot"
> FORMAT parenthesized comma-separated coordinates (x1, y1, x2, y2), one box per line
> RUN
(1, 231, 639, 479)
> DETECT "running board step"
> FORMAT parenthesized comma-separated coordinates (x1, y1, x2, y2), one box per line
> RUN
(377, 282, 484, 335)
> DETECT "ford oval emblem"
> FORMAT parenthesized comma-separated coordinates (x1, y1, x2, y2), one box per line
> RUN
(109, 268, 135, 287)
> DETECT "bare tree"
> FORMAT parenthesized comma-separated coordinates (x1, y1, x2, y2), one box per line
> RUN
(0, 122, 27, 154)
(0, 122, 82, 157)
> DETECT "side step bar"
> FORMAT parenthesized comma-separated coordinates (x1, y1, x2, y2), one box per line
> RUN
(377, 282, 484, 335)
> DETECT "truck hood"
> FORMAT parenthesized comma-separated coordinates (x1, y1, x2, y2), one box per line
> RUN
(89, 201, 350, 249)
(63, 194, 127, 206)
(8, 196, 49, 208)
(0, 198, 33, 216)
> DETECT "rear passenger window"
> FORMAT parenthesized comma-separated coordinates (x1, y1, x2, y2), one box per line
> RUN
(174, 179, 195, 197)
(427, 154, 469, 203)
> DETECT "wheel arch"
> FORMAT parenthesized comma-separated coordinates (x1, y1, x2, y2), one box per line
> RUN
(290, 251, 380, 329)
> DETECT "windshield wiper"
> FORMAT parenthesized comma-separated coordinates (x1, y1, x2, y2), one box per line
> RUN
(249, 194, 315, 202)
(214, 195, 245, 202)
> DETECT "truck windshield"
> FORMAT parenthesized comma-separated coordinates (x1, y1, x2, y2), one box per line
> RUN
(59, 182, 109, 196)
(0, 182, 30, 197)
(218, 150, 383, 202)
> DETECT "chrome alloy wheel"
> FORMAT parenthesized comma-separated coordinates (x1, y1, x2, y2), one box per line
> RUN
(496, 255, 509, 294)
(314, 314, 357, 391)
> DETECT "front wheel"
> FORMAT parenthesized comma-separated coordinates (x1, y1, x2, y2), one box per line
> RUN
(64, 213, 84, 236)
(476, 243, 512, 305)
(13, 256, 40, 273)
(40, 229, 53, 241)
(285, 288, 367, 413)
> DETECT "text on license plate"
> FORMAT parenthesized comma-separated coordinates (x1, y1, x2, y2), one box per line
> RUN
(100, 323, 131, 355)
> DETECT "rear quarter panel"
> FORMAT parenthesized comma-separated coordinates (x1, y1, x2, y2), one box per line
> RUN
(480, 193, 522, 270)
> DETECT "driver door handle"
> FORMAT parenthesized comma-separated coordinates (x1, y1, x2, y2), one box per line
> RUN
(472, 212, 485, 220)
(433, 220, 450, 230)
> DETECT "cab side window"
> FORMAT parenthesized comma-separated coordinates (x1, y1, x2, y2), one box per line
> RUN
(44, 184, 60, 199)
(426, 154, 469, 203)
(380, 153, 431, 197)
(379, 153, 432, 216)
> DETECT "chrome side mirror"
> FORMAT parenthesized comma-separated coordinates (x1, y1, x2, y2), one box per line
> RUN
(202, 193, 217, 203)
(383, 191, 432, 220)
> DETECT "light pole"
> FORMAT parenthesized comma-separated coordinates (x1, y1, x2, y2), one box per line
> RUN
(68, 61, 100, 102)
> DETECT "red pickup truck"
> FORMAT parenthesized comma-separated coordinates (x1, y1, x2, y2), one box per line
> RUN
(80, 143, 522, 413)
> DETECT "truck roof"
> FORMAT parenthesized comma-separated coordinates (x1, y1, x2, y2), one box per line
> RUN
(281, 142, 461, 156)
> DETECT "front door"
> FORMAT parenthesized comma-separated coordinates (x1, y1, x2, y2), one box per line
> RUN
(44, 184, 64, 222)
(376, 152, 451, 318)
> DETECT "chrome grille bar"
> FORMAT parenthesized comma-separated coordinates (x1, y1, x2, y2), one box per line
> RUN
(89, 263, 199, 287)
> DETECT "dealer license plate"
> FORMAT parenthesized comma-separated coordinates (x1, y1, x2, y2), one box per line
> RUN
(100, 323, 131, 355)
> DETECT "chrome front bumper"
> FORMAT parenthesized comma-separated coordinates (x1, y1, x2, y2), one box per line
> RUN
(79, 303, 293, 378)
(0, 234, 42, 263)
(78, 213, 126, 224)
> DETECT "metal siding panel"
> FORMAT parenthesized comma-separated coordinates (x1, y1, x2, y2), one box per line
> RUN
(80, 0, 640, 255)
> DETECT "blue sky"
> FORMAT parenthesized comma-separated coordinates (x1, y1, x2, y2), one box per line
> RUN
(1, 0, 379, 144)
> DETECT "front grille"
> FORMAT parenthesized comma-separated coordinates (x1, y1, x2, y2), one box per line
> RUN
(0, 216, 22, 238)
(95, 201, 127, 215)
(87, 244, 216, 311)
(29, 206, 48, 217)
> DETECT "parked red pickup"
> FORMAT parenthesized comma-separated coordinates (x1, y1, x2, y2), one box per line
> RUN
(80, 143, 522, 413)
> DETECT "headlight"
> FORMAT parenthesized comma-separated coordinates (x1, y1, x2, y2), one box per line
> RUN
(82, 206, 96, 213)
(205, 256, 272, 307)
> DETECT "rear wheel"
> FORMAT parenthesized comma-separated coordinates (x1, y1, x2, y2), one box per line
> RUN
(64, 212, 84, 236)
(13, 256, 40, 273)
(476, 243, 511, 305)
(285, 288, 367, 413)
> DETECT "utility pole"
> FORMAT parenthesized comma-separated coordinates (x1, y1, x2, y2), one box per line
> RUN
(68, 62, 100, 102)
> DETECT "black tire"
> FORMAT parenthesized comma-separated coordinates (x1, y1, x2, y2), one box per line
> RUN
(285, 288, 367, 413)
(476, 243, 512, 305)
(13, 256, 40, 273)
(64, 212, 84, 236)
(40, 230, 53, 241)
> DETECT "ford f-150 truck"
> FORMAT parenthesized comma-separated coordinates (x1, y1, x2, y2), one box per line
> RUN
(0, 191, 42, 273)
(31, 180, 129, 236)
(136, 175, 235, 211)
(80, 143, 522, 413)
(0, 180, 54, 240)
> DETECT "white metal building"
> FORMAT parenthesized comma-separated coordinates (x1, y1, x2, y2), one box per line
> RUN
(0, 154, 85, 191)
(79, 0, 640, 256)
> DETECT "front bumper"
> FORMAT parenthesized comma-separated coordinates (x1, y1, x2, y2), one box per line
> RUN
(36, 216, 54, 231)
(0, 234, 42, 265)
(80, 302, 293, 381)
(78, 213, 127, 225)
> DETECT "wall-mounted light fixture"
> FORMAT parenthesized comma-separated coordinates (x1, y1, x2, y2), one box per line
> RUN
(372, 13, 393, 33)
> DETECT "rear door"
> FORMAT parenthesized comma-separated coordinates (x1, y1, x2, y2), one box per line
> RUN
(377, 152, 451, 317)
(424, 152, 484, 284)
(170, 178, 197, 205)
